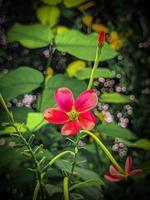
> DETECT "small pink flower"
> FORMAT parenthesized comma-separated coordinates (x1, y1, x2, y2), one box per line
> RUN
(44, 87, 98, 136)
(104, 156, 142, 182)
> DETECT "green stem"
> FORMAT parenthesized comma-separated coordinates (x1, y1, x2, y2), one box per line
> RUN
(69, 135, 80, 181)
(42, 151, 75, 173)
(69, 148, 78, 180)
(94, 141, 102, 170)
(0, 94, 15, 124)
(11, 125, 44, 200)
(80, 130, 125, 174)
(63, 177, 69, 200)
(33, 181, 40, 200)
(87, 45, 102, 90)
(46, 43, 54, 68)
(0, 95, 44, 199)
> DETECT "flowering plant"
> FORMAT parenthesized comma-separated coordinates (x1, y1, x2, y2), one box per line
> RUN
(0, 2, 148, 197)
(44, 88, 98, 135)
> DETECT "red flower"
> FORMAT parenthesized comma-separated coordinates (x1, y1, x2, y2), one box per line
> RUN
(104, 156, 143, 182)
(98, 31, 106, 46)
(44, 87, 98, 136)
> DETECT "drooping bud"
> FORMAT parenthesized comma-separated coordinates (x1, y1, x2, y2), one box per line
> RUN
(98, 31, 106, 46)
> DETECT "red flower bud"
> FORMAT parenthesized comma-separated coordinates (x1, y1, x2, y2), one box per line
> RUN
(98, 31, 106, 46)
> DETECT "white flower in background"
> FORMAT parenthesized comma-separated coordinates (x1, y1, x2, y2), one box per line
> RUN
(22, 94, 36, 107)
(102, 110, 113, 123)
(119, 117, 129, 128)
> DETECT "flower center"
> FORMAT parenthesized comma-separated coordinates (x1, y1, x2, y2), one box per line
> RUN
(67, 109, 79, 120)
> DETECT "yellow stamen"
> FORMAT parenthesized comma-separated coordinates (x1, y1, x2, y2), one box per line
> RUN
(67, 109, 79, 120)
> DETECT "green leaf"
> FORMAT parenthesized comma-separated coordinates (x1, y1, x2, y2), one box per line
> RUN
(75, 68, 116, 80)
(97, 123, 137, 140)
(100, 92, 131, 103)
(119, 138, 150, 150)
(7, 23, 54, 48)
(63, 0, 86, 8)
(42, 0, 62, 5)
(55, 159, 100, 181)
(26, 112, 48, 132)
(38, 74, 87, 111)
(70, 179, 104, 191)
(37, 87, 54, 112)
(55, 30, 118, 61)
(75, 167, 100, 180)
(133, 139, 150, 150)
(0, 67, 44, 101)
(36, 6, 60, 27)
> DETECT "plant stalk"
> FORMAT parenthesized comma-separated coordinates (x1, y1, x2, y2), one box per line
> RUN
(80, 130, 125, 174)
(87, 45, 102, 90)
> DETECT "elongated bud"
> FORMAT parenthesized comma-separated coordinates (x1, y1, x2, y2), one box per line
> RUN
(98, 31, 106, 46)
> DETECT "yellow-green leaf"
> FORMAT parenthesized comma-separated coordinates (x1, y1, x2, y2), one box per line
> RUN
(26, 113, 48, 132)
(36, 6, 60, 27)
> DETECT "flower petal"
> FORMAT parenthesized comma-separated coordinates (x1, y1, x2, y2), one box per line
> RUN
(104, 173, 125, 182)
(75, 90, 98, 113)
(54, 87, 74, 112)
(125, 156, 133, 173)
(129, 169, 143, 176)
(79, 111, 96, 130)
(61, 120, 80, 136)
(109, 165, 127, 179)
(110, 165, 121, 175)
(44, 108, 69, 124)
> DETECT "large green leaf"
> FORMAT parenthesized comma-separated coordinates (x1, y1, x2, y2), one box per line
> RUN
(7, 23, 54, 48)
(55, 30, 118, 61)
(97, 123, 137, 140)
(36, 6, 60, 27)
(100, 92, 131, 103)
(0, 67, 44, 101)
(75, 68, 116, 80)
(38, 74, 87, 111)
(63, 0, 86, 8)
